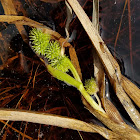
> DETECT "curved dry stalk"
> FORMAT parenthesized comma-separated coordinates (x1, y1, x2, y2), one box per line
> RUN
(0, 109, 122, 139)
(82, 97, 140, 140)
(0, 14, 74, 49)
(67, 0, 140, 130)
(92, 0, 106, 108)
(0, 15, 42, 26)
(0, 14, 78, 55)
(93, 48, 106, 108)
(92, 0, 99, 31)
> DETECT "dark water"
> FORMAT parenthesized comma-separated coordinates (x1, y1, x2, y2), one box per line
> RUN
(100, 0, 140, 85)
(0, 0, 139, 139)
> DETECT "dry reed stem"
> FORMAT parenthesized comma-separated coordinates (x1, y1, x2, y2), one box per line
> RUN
(92, 0, 99, 31)
(92, 0, 106, 108)
(93, 52, 106, 107)
(67, 0, 140, 130)
(82, 97, 140, 140)
(0, 109, 122, 139)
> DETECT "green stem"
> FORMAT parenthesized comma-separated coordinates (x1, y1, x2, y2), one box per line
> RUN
(46, 64, 105, 113)
(78, 85, 105, 113)
(65, 57, 82, 82)
(46, 64, 82, 88)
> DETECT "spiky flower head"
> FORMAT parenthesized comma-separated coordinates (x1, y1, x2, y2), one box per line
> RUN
(30, 28, 69, 72)
(30, 28, 50, 56)
(85, 77, 99, 95)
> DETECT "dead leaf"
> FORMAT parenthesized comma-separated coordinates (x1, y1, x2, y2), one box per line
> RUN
(69, 46, 82, 80)
(122, 75, 140, 108)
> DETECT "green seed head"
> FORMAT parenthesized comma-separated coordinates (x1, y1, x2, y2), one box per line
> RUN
(30, 28, 69, 72)
(30, 28, 50, 56)
(45, 41, 61, 61)
(85, 77, 99, 95)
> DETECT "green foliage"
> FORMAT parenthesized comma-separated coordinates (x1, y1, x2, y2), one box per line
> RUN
(29, 28, 104, 113)
(85, 77, 99, 95)
(45, 41, 61, 61)
(30, 28, 69, 72)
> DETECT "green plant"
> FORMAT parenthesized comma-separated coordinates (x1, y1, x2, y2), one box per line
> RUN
(85, 77, 99, 95)
(30, 28, 105, 113)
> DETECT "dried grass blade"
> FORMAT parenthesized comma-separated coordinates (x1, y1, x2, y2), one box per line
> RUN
(92, 0, 99, 31)
(93, 51, 106, 107)
(0, 109, 122, 139)
(104, 98, 125, 124)
(82, 97, 140, 140)
(115, 84, 140, 129)
(69, 46, 82, 80)
(0, 15, 42, 27)
(67, 0, 120, 80)
(0, 15, 72, 49)
(67, 0, 140, 130)
(1, 0, 17, 15)
(92, 0, 106, 107)
(122, 75, 140, 108)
